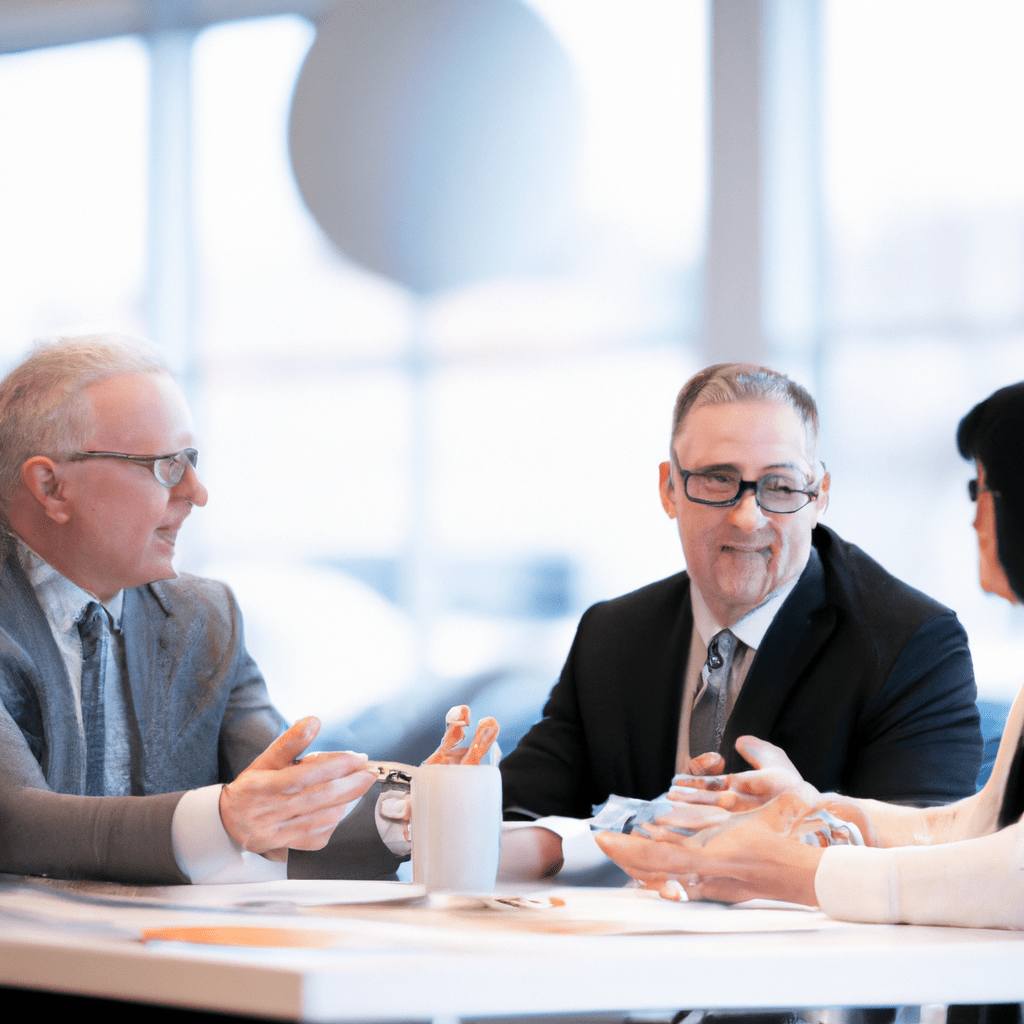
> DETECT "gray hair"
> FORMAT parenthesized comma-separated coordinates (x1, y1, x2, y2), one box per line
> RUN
(0, 333, 169, 517)
(671, 363, 819, 455)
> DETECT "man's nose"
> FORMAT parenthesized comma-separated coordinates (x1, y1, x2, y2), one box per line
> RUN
(175, 464, 209, 507)
(727, 489, 765, 531)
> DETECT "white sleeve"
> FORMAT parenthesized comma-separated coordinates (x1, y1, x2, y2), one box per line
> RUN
(815, 822, 1024, 929)
(501, 815, 611, 873)
(171, 785, 287, 884)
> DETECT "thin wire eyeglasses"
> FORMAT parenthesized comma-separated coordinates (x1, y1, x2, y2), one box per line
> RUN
(674, 460, 825, 514)
(66, 448, 198, 488)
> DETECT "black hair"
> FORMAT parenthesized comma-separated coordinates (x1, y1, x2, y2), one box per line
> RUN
(957, 382, 1024, 602)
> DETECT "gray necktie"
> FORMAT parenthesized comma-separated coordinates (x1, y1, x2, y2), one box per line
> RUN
(689, 628, 739, 758)
(77, 601, 109, 796)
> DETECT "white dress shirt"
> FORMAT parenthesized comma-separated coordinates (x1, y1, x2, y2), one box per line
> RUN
(675, 573, 801, 771)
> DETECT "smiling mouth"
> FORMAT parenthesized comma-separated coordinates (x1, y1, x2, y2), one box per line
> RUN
(721, 544, 772, 560)
(156, 525, 181, 546)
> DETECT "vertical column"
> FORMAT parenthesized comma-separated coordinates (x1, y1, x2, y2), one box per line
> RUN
(147, 26, 204, 573)
(703, 0, 824, 382)
(401, 303, 437, 689)
(703, 0, 765, 364)
(762, 0, 825, 391)
(147, 28, 197, 395)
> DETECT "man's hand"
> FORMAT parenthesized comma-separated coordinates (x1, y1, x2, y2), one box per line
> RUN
(669, 735, 818, 818)
(219, 716, 376, 861)
(595, 791, 824, 906)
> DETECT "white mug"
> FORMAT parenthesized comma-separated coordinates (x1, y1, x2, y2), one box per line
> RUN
(411, 764, 502, 893)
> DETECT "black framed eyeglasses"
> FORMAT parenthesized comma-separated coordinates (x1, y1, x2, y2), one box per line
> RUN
(66, 448, 198, 488)
(675, 461, 825, 514)
(968, 479, 1001, 502)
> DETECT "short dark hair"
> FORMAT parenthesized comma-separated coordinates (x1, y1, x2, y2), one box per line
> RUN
(957, 381, 1024, 601)
(671, 363, 819, 451)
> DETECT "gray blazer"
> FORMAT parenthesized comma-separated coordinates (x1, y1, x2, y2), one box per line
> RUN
(0, 553, 400, 883)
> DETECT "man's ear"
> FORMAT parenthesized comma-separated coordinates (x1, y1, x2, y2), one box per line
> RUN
(814, 469, 830, 519)
(21, 457, 71, 523)
(659, 461, 678, 519)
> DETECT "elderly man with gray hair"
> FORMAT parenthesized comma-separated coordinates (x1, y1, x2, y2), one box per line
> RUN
(499, 363, 983, 879)
(0, 334, 399, 883)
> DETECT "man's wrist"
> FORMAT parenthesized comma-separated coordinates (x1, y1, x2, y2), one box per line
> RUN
(173, 785, 287, 883)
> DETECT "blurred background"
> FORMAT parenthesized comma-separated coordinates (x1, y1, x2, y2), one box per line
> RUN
(1, 0, 1022, 764)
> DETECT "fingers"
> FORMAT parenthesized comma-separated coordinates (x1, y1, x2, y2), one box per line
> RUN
(593, 830, 653, 881)
(220, 785, 349, 854)
(424, 705, 470, 765)
(221, 779, 374, 853)
(462, 717, 499, 765)
(220, 741, 378, 854)
(656, 801, 731, 831)
(659, 879, 687, 901)
(259, 761, 376, 814)
(596, 827, 762, 904)
(446, 704, 471, 727)
(686, 876, 757, 903)
(733, 734, 795, 772)
(671, 772, 727, 792)
(248, 716, 320, 772)
(595, 829, 697, 881)
(770, 789, 815, 822)
(669, 783, 729, 803)
(688, 751, 726, 776)
(287, 750, 374, 790)
(377, 794, 411, 823)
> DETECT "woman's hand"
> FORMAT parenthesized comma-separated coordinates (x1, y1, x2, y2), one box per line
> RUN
(595, 791, 826, 906)
(669, 735, 820, 817)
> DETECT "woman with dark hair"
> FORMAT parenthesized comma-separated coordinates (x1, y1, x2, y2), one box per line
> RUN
(596, 382, 1024, 930)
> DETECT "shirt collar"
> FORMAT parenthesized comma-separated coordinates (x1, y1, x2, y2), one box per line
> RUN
(690, 571, 803, 652)
(15, 536, 124, 629)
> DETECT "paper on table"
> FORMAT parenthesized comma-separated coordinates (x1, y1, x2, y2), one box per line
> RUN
(539, 888, 841, 933)
(13, 875, 425, 911)
(150, 878, 426, 909)
(315, 886, 845, 935)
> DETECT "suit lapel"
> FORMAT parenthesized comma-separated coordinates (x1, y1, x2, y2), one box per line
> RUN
(722, 546, 836, 769)
(0, 550, 86, 791)
(121, 582, 174, 754)
(638, 575, 694, 794)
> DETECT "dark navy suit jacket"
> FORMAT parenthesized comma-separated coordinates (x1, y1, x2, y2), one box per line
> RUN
(501, 526, 984, 818)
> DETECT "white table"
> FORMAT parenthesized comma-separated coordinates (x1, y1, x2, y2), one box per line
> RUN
(1, 876, 1022, 1022)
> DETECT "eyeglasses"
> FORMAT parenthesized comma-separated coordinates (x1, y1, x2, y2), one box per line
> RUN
(675, 462, 824, 514)
(968, 479, 1001, 502)
(66, 448, 199, 488)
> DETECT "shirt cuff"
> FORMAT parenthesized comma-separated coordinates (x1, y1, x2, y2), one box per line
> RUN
(171, 785, 288, 884)
(503, 815, 609, 874)
(815, 844, 900, 922)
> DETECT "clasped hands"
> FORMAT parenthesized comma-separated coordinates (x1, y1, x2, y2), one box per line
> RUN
(595, 736, 848, 907)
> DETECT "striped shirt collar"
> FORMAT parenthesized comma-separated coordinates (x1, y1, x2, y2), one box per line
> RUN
(15, 536, 123, 630)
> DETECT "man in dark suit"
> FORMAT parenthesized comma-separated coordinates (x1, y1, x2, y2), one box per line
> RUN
(0, 334, 399, 883)
(499, 364, 982, 878)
